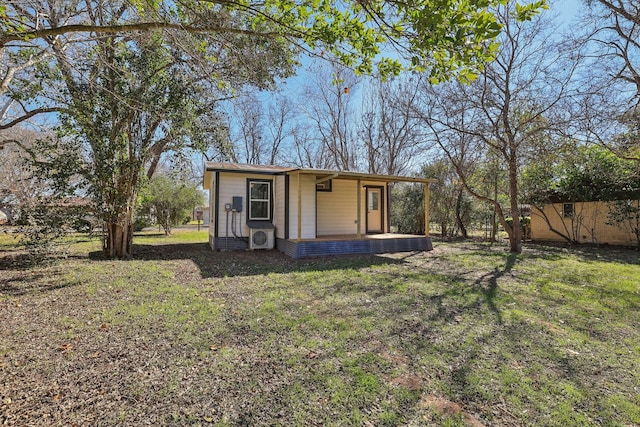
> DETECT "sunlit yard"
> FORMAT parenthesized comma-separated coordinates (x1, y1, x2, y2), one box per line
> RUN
(1, 230, 639, 426)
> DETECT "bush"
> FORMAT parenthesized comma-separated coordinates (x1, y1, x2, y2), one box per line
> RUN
(72, 218, 93, 233)
(16, 201, 86, 263)
(390, 183, 424, 234)
(505, 216, 531, 240)
(133, 215, 152, 232)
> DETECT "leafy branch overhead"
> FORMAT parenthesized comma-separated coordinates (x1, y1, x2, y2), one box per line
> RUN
(1, 0, 548, 80)
(0, 0, 548, 259)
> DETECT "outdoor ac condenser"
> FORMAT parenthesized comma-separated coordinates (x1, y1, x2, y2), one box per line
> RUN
(249, 228, 274, 250)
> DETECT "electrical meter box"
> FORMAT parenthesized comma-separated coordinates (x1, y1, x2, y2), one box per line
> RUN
(232, 196, 243, 212)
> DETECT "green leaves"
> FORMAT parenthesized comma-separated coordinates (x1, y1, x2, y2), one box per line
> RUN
(524, 144, 640, 204)
(141, 175, 205, 235)
(515, 1, 549, 21)
(391, 0, 507, 81)
(1, 0, 547, 83)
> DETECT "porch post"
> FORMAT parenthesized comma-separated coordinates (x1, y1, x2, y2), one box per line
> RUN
(356, 178, 362, 239)
(424, 182, 430, 237)
(297, 172, 302, 241)
(386, 183, 391, 233)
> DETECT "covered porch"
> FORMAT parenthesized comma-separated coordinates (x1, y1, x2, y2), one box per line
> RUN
(203, 162, 436, 258)
(280, 169, 435, 258)
(287, 169, 436, 238)
(276, 233, 432, 258)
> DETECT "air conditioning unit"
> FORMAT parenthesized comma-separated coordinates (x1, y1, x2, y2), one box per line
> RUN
(250, 228, 274, 250)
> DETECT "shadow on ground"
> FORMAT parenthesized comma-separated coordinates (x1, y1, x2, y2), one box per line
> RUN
(85, 241, 408, 279)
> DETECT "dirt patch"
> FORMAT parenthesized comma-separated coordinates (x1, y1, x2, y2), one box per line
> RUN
(420, 394, 487, 426)
(388, 375, 423, 390)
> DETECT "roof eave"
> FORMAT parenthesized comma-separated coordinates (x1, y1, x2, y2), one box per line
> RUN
(203, 163, 438, 189)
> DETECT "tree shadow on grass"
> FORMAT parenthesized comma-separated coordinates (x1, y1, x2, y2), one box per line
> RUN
(471, 252, 518, 325)
(87, 242, 408, 279)
(0, 253, 89, 296)
(0, 275, 79, 296)
(526, 241, 640, 264)
(0, 247, 94, 296)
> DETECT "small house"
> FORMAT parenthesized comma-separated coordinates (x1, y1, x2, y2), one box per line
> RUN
(203, 162, 436, 258)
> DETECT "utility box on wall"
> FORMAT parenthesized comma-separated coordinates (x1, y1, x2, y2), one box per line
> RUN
(232, 196, 243, 212)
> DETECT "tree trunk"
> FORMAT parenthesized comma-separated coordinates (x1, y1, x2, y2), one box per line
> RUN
(507, 158, 522, 253)
(455, 188, 468, 238)
(106, 221, 133, 258)
(491, 174, 498, 241)
(491, 209, 497, 241)
(104, 198, 135, 259)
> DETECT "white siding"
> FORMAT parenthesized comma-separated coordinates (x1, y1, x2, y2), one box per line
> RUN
(317, 179, 387, 236)
(274, 175, 285, 239)
(317, 180, 358, 235)
(216, 172, 277, 238)
(209, 171, 390, 241)
(288, 173, 316, 239)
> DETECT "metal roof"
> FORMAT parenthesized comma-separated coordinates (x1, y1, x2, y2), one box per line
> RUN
(203, 162, 437, 189)
(205, 162, 293, 174)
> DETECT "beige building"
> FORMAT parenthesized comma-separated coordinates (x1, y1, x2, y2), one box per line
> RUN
(530, 200, 640, 246)
(203, 163, 436, 258)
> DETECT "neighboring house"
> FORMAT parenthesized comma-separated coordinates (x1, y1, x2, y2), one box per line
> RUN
(193, 206, 210, 225)
(203, 163, 436, 258)
(531, 200, 640, 246)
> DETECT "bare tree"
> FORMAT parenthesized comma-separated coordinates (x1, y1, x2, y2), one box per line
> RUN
(414, 2, 579, 253)
(289, 125, 330, 168)
(576, 0, 640, 161)
(230, 93, 297, 165)
(0, 128, 47, 220)
(1, 48, 61, 133)
(302, 62, 361, 171)
(587, 1, 640, 96)
(359, 75, 426, 175)
(265, 96, 296, 165)
(232, 94, 265, 164)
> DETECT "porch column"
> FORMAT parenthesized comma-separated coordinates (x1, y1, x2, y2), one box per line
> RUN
(356, 178, 362, 239)
(386, 183, 391, 233)
(297, 172, 302, 241)
(424, 182, 430, 237)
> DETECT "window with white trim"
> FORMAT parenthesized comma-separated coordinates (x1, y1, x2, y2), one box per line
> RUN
(249, 180, 271, 220)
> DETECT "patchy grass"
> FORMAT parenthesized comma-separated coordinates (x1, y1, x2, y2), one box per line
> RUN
(1, 230, 639, 426)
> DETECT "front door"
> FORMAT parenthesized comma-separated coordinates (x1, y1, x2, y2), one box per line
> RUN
(366, 187, 383, 234)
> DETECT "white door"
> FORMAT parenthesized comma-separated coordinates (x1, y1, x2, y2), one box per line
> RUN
(367, 188, 383, 233)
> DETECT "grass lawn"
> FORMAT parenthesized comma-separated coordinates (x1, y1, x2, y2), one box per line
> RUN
(1, 229, 639, 426)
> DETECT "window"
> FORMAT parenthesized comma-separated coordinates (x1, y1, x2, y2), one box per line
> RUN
(248, 180, 271, 220)
(368, 191, 379, 211)
(563, 203, 574, 218)
(316, 179, 332, 192)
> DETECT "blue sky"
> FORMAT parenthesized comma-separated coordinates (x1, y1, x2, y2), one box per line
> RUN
(240, 0, 587, 171)
(556, 0, 580, 23)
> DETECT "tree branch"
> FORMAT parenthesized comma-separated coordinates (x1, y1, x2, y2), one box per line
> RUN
(1, 22, 284, 48)
(0, 107, 62, 132)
